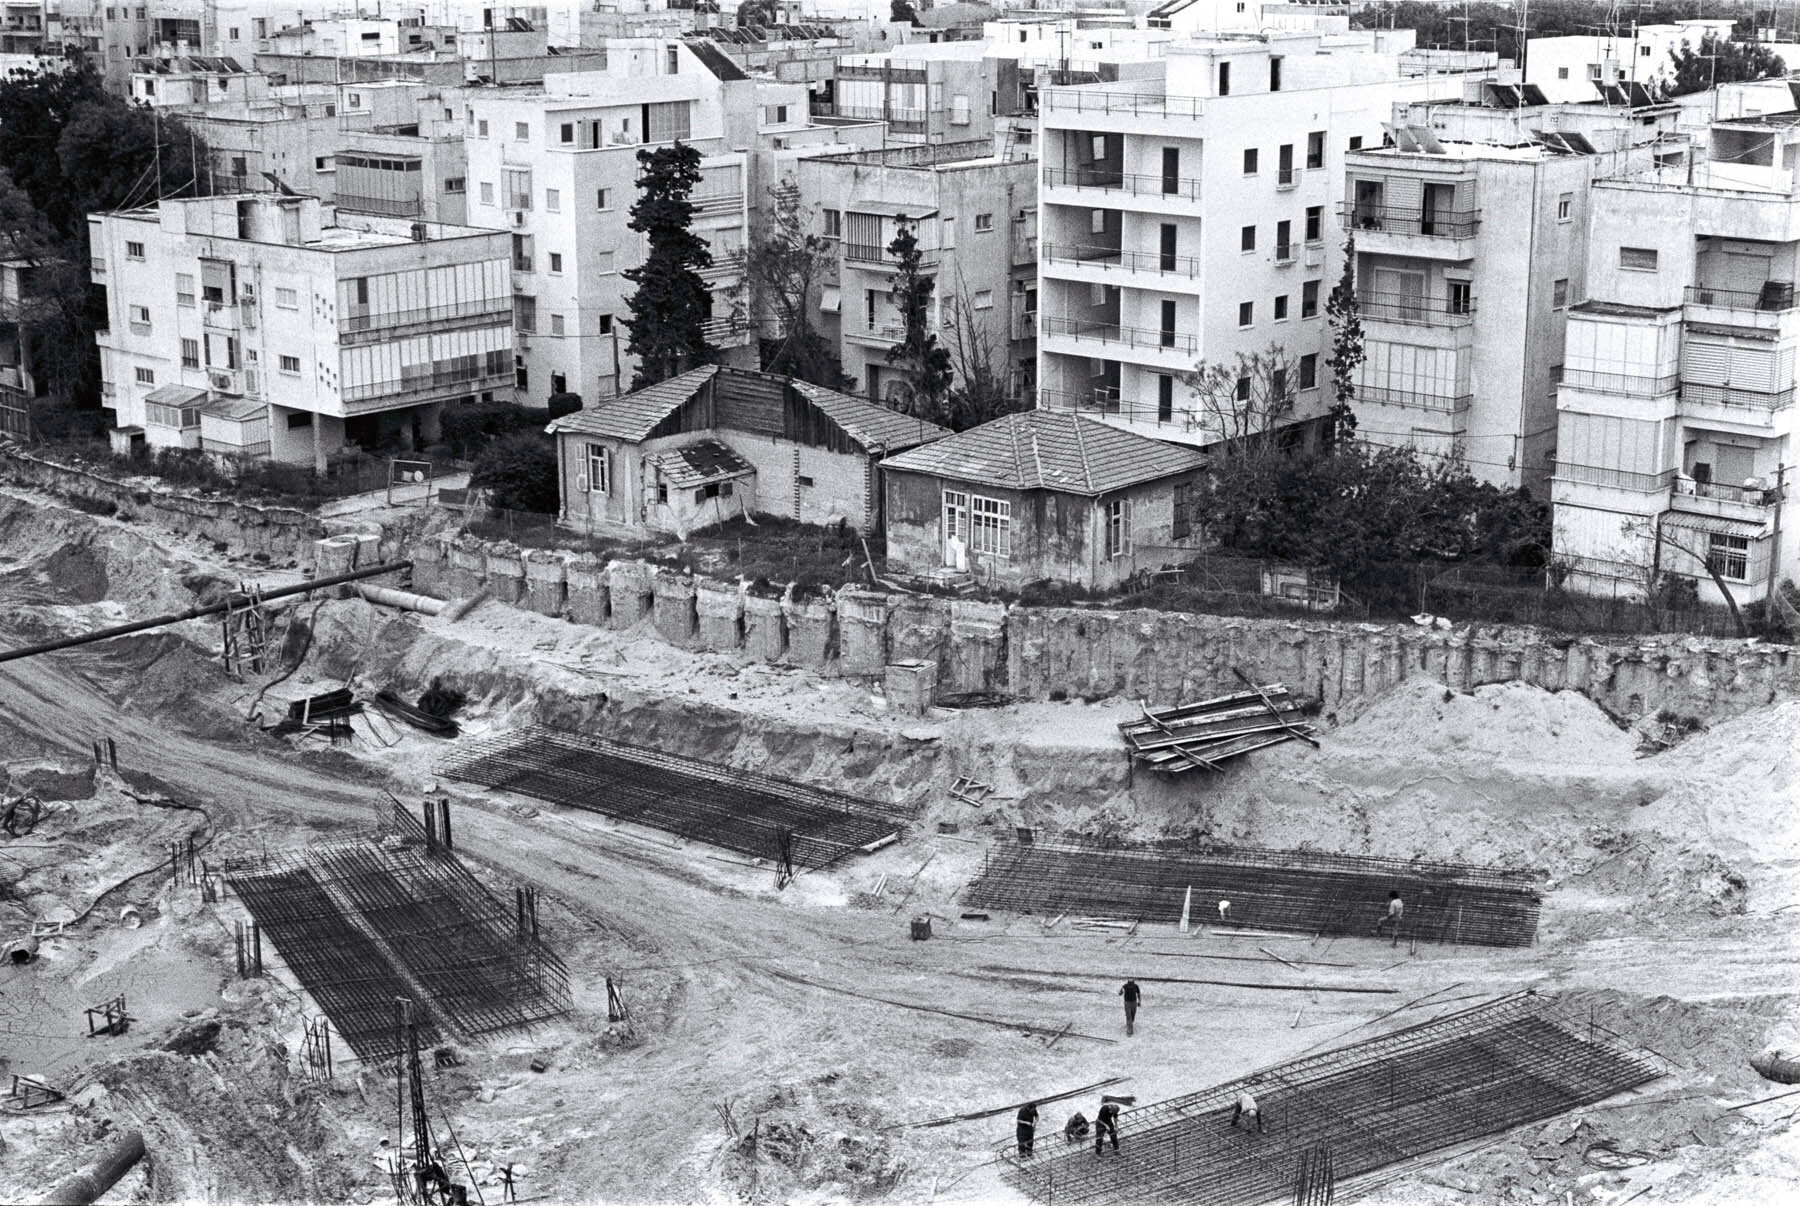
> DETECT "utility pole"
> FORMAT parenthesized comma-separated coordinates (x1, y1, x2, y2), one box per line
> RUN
(1766, 462, 1786, 618)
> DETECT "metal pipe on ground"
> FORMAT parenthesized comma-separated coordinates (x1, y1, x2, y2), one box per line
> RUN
(0, 562, 413, 666)
(355, 584, 444, 616)
(37, 1129, 145, 1205)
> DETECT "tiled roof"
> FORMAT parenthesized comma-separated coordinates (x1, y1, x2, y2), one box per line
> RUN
(788, 381, 950, 452)
(546, 366, 720, 441)
(878, 411, 1205, 496)
(648, 439, 754, 487)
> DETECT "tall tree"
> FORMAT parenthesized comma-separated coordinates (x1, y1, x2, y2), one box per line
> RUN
(1180, 346, 1297, 452)
(941, 284, 1028, 431)
(1668, 33, 1785, 96)
(747, 179, 851, 390)
(1324, 235, 1364, 445)
(890, 0, 920, 24)
(622, 141, 717, 391)
(883, 218, 952, 420)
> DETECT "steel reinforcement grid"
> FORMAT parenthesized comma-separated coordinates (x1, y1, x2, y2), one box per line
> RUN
(962, 838, 1542, 947)
(1001, 992, 1666, 1206)
(228, 838, 571, 1064)
(437, 724, 906, 870)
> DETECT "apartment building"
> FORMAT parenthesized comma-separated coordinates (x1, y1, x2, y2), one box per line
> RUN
(1524, 22, 1733, 105)
(830, 42, 999, 146)
(795, 140, 1038, 405)
(0, 0, 47, 54)
(1553, 114, 1800, 608)
(91, 194, 512, 470)
(0, 259, 42, 440)
(1341, 86, 1681, 491)
(1036, 32, 1494, 447)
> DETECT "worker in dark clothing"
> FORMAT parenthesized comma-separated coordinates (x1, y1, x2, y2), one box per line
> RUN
(1094, 1101, 1121, 1155)
(1119, 979, 1142, 1035)
(1064, 1111, 1089, 1143)
(1017, 1101, 1039, 1158)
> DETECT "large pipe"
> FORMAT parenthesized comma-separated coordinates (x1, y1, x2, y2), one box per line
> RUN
(355, 583, 444, 616)
(37, 1129, 146, 1205)
(0, 562, 413, 666)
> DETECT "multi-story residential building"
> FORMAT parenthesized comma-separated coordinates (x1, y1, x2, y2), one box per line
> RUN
(1341, 86, 1682, 491)
(184, 96, 360, 197)
(1036, 32, 1495, 447)
(1553, 114, 1800, 609)
(0, 259, 43, 440)
(830, 42, 999, 146)
(1523, 21, 1732, 104)
(795, 140, 1038, 405)
(90, 193, 512, 470)
(0, 0, 47, 54)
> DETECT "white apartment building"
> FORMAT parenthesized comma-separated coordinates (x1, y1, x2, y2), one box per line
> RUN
(0, 259, 43, 440)
(1523, 21, 1733, 105)
(1036, 31, 1494, 446)
(91, 194, 512, 470)
(1341, 87, 1681, 491)
(795, 140, 1038, 404)
(1553, 113, 1800, 609)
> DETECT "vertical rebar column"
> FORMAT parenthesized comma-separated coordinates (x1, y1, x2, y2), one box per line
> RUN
(438, 799, 452, 850)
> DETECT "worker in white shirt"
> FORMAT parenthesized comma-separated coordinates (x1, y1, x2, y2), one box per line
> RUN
(1230, 1089, 1265, 1134)
(1374, 890, 1404, 938)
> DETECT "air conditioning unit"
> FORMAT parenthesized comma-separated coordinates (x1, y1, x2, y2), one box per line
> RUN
(1304, 245, 1324, 267)
(511, 211, 526, 227)
(210, 370, 239, 394)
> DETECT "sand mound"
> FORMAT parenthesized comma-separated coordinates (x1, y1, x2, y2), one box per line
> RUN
(1635, 701, 1800, 863)
(1332, 679, 1637, 769)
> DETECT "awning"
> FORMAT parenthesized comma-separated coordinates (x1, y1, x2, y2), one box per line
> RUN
(199, 396, 266, 423)
(143, 384, 207, 406)
(819, 286, 841, 314)
(647, 439, 754, 488)
(1660, 511, 1772, 540)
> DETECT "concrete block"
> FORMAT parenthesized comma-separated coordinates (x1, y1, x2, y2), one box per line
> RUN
(351, 531, 381, 569)
(564, 554, 606, 627)
(523, 550, 567, 617)
(888, 595, 950, 665)
(311, 535, 359, 579)
(410, 538, 447, 598)
(835, 587, 892, 677)
(607, 560, 655, 630)
(884, 660, 939, 717)
(695, 580, 745, 652)
(651, 571, 699, 647)
(945, 600, 1008, 695)
(743, 592, 787, 662)
(484, 546, 526, 605)
(448, 541, 487, 598)
(783, 595, 836, 670)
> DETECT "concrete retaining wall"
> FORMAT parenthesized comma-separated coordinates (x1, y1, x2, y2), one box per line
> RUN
(695, 581, 745, 652)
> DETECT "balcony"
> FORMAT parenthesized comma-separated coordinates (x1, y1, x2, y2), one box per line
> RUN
(691, 186, 746, 219)
(1679, 380, 1795, 428)
(846, 322, 906, 348)
(1042, 165, 1202, 202)
(843, 243, 941, 271)
(1040, 88, 1208, 121)
(203, 302, 240, 330)
(1355, 384, 1473, 415)
(1358, 291, 1476, 327)
(1669, 476, 1781, 522)
(333, 192, 423, 218)
(701, 314, 750, 345)
(341, 367, 512, 412)
(89, 256, 104, 278)
(339, 299, 512, 344)
(1552, 461, 1677, 494)
(1559, 368, 1680, 397)
(1042, 315, 1197, 357)
(699, 250, 747, 283)
(1276, 167, 1300, 190)
(1344, 204, 1480, 259)
(1041, 242, 1200, 279)
(1683, 282, 1798, 333)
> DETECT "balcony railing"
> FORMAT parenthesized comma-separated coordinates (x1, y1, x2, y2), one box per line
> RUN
(1276, 167, 1299, 188)
(691, 187, 746, 217)
(1043, 166, 1202, 201)
(89, 256, 104, 276)
(844, 243, 941, 269)
(1357, 291, 1476, 326)
(341, 298, 512, 336)
(1343, 205, 1481, 239)
(1680, 381, 1796, 412)
(1559, 368, 1679, 397)
(1043, 315, 1197, 355)
(699, 250, 747, 281)
(831, 104, 927, 125)
(1041, 242, 1200, 277)
(1356, 384, 1473, 413)
(1040, 88, 1207, 120)
(341, 367, 511, 404)
(1684, 283, 1797, 312)
(1551, 461, 1676, 493)
(333, 192, 423, 217)
(1673, 477, 1780, 506)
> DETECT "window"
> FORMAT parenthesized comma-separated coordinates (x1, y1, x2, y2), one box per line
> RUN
(125, 240, 145, 260)
(1235, 375, 1251, 402)
(1276, 219, 1292, 259)
(823, 208, 841, 239)
(505, 168, 532, 210)
(444, 177, 466, 194)
(315, 154, 333, 172)
(516, 356, 528, 391)
(1557, 193, 1573, 221)
(1218, 61, 1230, 95)
(480, 182, 495, 205)
(973, 290, 993, 309)
(134, 366, 154, 385)
(1552, 278, 1569, 309)
(515, 296, 537, 333)
(1449, 279, 1473, 315)
(1620, 246, 1658, 271)
(1242, 147, 1258, 175)
(252, 18, 265, 37)
(286, 412, 312, 430)
(596, 251, 614, 273)
(1302, 279, 1320, 318)
(656, 482, 669, 504)
(666, 45, 680, 74)
(477, 119, 489, 137)
(227, 26, 238, 39)
(1106, 497, 1131, 558)
(1588, 63, 1603, 80)
(1558, 66, 1570, 79)
(1274, 294, 1289, 320)
(549, 252, 563, 274)
(598, 314, 613, 335)
(180, 338, 199, 368)
(514, 121, 530, 142)
(175, 273, 195, 306)
(1238, 301, 1254, 327)
(559, 122, 574, 144)
(1305, 205, 1322, 243)
(1348, 135, 1363, 151)
(546, 188, 561, 213)
(969, 494, 1011, 557)
(1709, 534, 1750, 581)
(586, 443, 610, 493)
(513, 233, 533, 272)
(1639, 43, 1652, 56)
(1306, 130, 1325, 170)
(942, 217, 955, 248)
(797, 474, 814, 487)
(1172, 480, 1192, 540)
(596, 187, 612, 210)
(1158, 374, 1174, 422)
(128, 303, 150, 326)
(975, 212, 993, 232)
(1299, 352, 1318, 389)
(275, 286, 297, 309)
(1241, 224, 1256, 252)
(1269, 56, 1282, 92)
(279, 354, 300, 373)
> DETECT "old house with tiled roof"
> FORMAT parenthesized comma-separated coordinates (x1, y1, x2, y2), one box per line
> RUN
(546, 365, 949, 537)
(879, 410, 1207, 590)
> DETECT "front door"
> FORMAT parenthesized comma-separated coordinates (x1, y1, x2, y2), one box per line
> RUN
(943, 490, 969, 569)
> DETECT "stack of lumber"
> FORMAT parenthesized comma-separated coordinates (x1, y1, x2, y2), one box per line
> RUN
(1119, 680, 1316, 773)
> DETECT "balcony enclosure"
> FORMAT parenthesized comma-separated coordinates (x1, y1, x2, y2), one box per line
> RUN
(1346, 173, 1480, 248)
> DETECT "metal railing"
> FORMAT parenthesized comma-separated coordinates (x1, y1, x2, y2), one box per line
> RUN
(1357, 291, 1476, 326)
(1343, 205, 1481, 239)
(341, 298, 513, 335)
(341, 367, 510, 404)
(699, 250, 747, 280)
(831, 104, 927, 125)
(1683, 283, 1798, 312)
(1040, 88, 1208, 120)
(1043, 316, 1197, 355)
(1672, 477, 1779, 506)
(1550, 461, 1675, 493)
(1041, 242, 1201, 277)
(843, 243, 941, 268)
(1559, 368, 1679, 397)
(1356, 384, 1473, 413)
(1680, 381, 1796, 412)
(691, 188, 746, 216)
(1043, 166, 1202, 200)
(333, 192, 423, 217)
(1276, 167, 1299, 188)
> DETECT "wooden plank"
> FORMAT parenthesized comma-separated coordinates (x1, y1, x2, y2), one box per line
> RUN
(1233, 667, 1322, 749)
(1115, 687, 1289, 733)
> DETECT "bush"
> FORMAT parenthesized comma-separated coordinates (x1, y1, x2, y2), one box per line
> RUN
(440, 402, 544, 459)
(469, 431, 559, 514)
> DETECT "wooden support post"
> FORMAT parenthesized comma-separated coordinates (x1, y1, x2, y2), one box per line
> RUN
(253, 923, 263, 974)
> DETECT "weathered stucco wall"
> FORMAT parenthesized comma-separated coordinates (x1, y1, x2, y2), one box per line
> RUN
(402, 531, 1800, 722)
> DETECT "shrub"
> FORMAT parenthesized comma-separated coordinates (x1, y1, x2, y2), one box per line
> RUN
(469, 431, 559, 514)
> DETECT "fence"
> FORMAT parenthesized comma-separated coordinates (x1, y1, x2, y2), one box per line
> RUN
(1421, 562, 1757, 638)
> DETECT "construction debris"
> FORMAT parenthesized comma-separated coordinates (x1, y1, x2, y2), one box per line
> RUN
(1118, 678, 1319, 773)
(948, 776, 993, 806)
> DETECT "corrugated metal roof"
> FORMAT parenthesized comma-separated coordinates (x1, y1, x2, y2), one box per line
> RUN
(648, 439, 754, 487)
(685, 39, 749, 82)
(878, 411, 1205, 496)
(546, 366, 720, 441)
(143, 384, 208, 406)
(789, 381, 949, 452)
(199, 396, 265, 422)
(1661, 512, 1772, 539)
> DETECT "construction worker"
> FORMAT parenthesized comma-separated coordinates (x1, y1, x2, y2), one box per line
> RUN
(1064, 1111, 1090, 1143)
(1094, 1101, 1121, 1156)
(1118, 979, 1142, 1035)
(1374, 891, 1404, 938)
(1230, 1089, 1265, 1134)
(500, 1163, 517, 1202)
(1016, 1101, 1038, 1158)
(1217, 899, 1232, 926)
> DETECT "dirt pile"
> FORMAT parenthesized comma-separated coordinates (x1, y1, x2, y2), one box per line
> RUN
(716, 1075, 905, 1204)
(1331, 679, 1639, 771)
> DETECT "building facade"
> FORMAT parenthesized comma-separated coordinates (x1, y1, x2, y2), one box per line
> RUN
(91, 194, 512, 470)
(1523, 22, 1733, 105)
